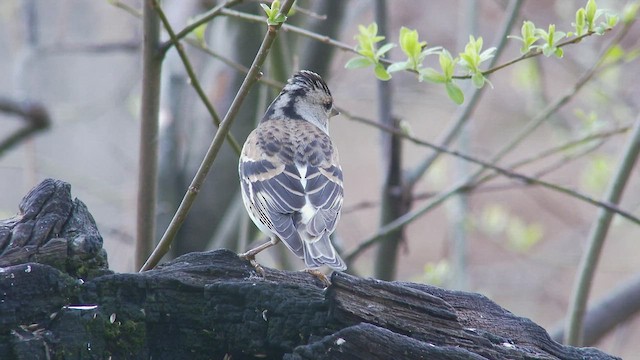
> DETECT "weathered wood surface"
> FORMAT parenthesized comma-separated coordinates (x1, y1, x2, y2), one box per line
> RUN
(0, 179, 620, 359)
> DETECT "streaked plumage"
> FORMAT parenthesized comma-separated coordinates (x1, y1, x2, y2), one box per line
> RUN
(239, 70, 346, 271)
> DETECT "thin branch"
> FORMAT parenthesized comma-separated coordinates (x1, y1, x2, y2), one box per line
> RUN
(471, 126, 630, 191)
(454, 28, 612, 80)
(484, 20, 633, 174)
(565, 114, 640, 345)
(154, 2, 242, 155)
(291, 3, 328, 20)
(140, 0, 297, 272)
(186, 38, 285, 89)
(220, 7, 613, 81)
(508, 127, 629, 170)
(135, 0, 163, 269)
(342, 118, 640, 262)
(109, 0, 142, 18)
(0, 98, 50, 157)
(164, 0, 244, 54)
(220, 8, 354, 52)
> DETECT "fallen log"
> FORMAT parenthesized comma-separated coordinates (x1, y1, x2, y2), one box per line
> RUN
(0, 179, 619, 359)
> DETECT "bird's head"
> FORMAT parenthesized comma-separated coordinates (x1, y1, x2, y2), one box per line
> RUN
(264, 70, 338, 134)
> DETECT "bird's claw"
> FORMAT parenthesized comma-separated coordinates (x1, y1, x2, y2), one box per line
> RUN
(304, 268, 331, 287)
(238, 252, 267, 278)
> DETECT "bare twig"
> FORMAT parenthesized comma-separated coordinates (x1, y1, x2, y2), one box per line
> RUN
(108, 0, 142, 18)
(220, 8, 355, 52)
(164, 0, 244, 54)
(154, 2, 242, 155)
(0, 98, 50, 157)
(565, 114, 640, 345)
(341, 126, 630, 214)
(342, 119, 640, 262)
(186, 38, 284, 89)
(140, 0, 296, 272)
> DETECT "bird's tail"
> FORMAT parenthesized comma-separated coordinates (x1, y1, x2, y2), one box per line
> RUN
(303, 233, 346, 271)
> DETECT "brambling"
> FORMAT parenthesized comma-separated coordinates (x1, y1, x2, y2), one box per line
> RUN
(238, 70, 346, 272)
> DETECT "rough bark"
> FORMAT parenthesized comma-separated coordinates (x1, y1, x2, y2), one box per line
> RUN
(0, 179, 619, 360)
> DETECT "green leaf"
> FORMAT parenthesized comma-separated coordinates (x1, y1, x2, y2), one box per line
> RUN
(438, 49, 456, 80)
(479, 47, 496, 62)
(398, 119, 413, 136)
(260, 3, 272, 16)
(345, 57, 374, 69)
(623, 2, 640, 24)
(399, 27, 425, 58)
(471, 72, 485, 88)
(574, 8, 586, 36)
(272, 13, 287, 25)
(586, 0, 597, 29)
(376, 43, 396, 58)
(261, 0, 286, 25)
(186, 17, 208, 44)
(459, 36, 494, 75)
(374, 64, 391, 80)
(387, 61, 409, 73)
(421, 46, 443, 58)
(419, 68, 446, 83)
(445, 81, 464, 104)
(522, 20, 536, 38)
(554, 30, 567, 42)
(398, 27, 428, 71)
(365, 23, 378, 37)
(516, 21, 539, 53)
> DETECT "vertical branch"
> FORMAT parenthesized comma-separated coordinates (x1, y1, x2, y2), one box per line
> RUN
(565, 115, 640, 345)
(373, 0, 404, 281)
(135, 0, 163, 269)
(449, 0, 478, 290)
(140, 0, 296, 272)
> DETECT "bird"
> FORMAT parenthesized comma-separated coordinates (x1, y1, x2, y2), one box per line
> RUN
(238, 70, 346, 272)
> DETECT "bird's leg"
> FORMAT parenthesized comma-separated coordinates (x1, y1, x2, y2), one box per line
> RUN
(238, 237, 280, 277)
(303, 268, 331, 288)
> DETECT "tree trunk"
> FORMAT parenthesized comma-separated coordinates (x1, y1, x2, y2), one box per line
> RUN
(0, 179, 618, 360)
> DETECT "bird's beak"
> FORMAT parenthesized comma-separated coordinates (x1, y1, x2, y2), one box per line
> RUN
(330, 107, 340, 118)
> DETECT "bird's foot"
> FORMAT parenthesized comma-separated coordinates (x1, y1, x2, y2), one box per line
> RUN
(303, 268, 331, 287)
(238, 252, 266, 278)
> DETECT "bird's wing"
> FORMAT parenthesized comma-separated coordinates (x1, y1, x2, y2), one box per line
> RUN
(303, 162, 343, 237)
(239, 130, 306, 257)
(294, 126, 346, 271)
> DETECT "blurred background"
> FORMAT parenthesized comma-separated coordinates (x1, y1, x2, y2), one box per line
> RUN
(0, 0, 639, 357)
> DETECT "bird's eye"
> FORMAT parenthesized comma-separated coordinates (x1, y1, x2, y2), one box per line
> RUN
(322, 102, 333, 111)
